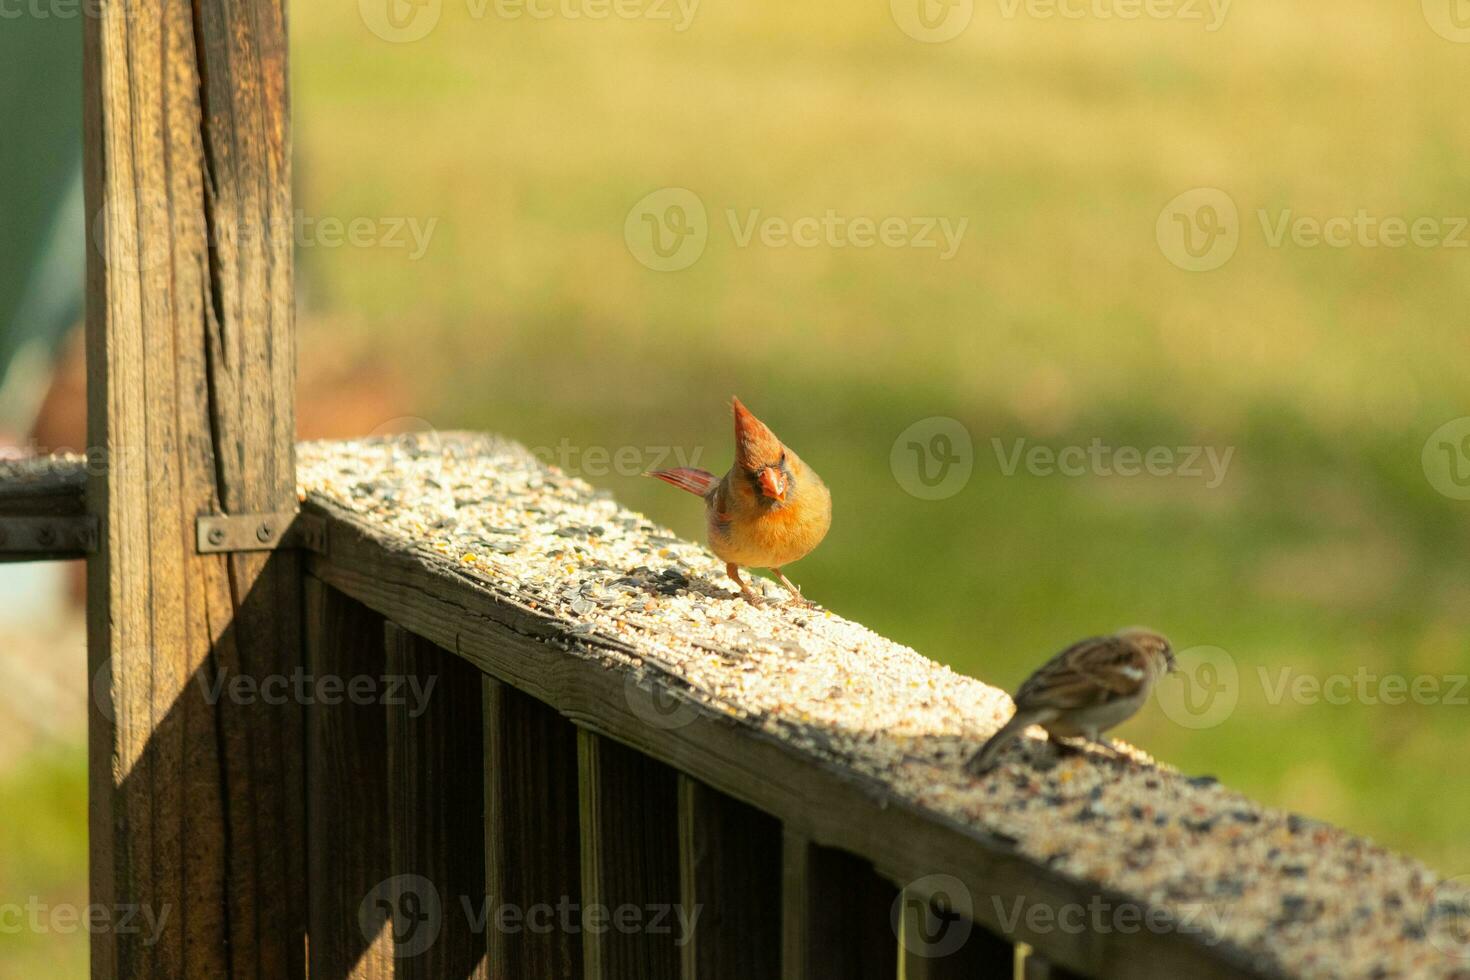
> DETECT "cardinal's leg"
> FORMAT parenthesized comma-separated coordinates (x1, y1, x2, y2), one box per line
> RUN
(772, 567, 812, 607)
(726, 563, 765, 605)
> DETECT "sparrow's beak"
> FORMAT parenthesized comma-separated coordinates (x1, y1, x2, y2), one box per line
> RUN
(757, 467, 787, 501)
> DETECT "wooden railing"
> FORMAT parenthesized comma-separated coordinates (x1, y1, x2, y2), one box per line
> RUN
(7, 439, 1467, 978)
(3, 0, 1456, 977)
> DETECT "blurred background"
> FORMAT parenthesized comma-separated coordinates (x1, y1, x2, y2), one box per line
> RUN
(2, 0, 1467, 973)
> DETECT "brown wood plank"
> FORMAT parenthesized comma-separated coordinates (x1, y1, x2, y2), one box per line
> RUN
(1023, 947, 1089, 980)
(305, 578, 393, 979)
(303, 489, 1278, 980)
(385, 624, 490, 980)
(83, 0, 298, 976)
(578, 730, 681, 980)
(677, 775, 781, 980)
(899, 883, 1015, 980)
(484, 679, 584, 980)
(781, 829, 898, 980)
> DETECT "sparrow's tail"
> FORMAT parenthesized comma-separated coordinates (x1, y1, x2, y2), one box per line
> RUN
(646, 467, 719, 497)
(965, 712, 1035, 776)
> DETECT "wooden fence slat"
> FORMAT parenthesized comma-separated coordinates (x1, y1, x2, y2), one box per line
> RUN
(676, 775, 782, 980)
(578, 730, 681, 979)
(484, 679, 584, 980)
(305, 579, 393, 979)
(308, 508, 1266, 980)
(385, 625, 490, 980)
(781, 829, 899, 980)
(84, 0, 297, 975)
(1023, 947, 1089, 980)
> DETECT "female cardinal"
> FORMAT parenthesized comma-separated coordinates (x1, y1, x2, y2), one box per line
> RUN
(965, 628, 1176, 774)
(648, 397, 831, 605)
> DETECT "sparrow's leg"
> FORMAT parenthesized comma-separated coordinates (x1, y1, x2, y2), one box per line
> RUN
(1088, 735, 1126, 760)
(726, 563, 765, 605)
(772, 568, 812, 607)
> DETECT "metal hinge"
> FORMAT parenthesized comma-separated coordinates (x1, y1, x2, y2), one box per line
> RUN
(195, 510, 327, 555)
(0, 515, 100, 555)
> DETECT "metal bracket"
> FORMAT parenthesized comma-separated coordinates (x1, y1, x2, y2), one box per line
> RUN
(0, 515, 99, 555)
(196, 510, 327, 556)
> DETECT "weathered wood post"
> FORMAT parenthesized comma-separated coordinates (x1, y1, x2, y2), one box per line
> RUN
(83, 1, 301, 977)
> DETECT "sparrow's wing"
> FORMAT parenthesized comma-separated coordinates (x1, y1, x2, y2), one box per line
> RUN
(1012, 635, 1150, 711)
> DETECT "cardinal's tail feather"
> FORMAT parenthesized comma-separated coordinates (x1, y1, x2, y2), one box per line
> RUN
(646, 467, 719, 497)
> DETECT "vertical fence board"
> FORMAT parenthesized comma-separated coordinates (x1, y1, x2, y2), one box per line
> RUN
(781, 830, 899, 980)
(677, 775, 782, 980)
(83, 0, 297, 977)
(1023, 948, 1088, 980)
(385, 625, 490, 980)
(484, 679, 584, 979)
(577, 730, 681, 979)
(305, 579, 393, 979)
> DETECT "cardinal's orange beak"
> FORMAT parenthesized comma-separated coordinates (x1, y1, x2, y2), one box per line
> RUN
(758, 468, 787, 501)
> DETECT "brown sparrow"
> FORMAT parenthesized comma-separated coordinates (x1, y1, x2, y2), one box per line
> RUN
(965, 628, 1176, 775)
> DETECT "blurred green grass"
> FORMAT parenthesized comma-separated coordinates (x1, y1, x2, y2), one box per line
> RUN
(285, 0, 1468, 869)
(0, 747, 88, 977)
(5, 0, 1469, 969)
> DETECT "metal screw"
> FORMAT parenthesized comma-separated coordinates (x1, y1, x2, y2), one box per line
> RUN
(257, 523, 274, 543)
(36, 526, 57, 547)
(208, 527, 226, 547)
